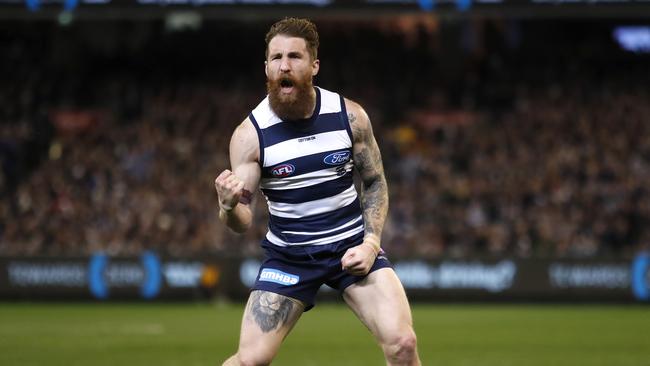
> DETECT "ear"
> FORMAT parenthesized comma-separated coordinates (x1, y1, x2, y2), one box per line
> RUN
(312, 59, 320, 77)
(264, 60, 269, 78)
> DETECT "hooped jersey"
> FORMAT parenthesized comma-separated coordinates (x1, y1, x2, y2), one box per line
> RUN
(249, 86, 364, 248)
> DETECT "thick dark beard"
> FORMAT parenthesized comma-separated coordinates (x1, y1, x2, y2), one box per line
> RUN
(267, 75, 315, 121)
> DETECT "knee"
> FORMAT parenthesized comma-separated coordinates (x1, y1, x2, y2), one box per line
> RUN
(382, 328, 418, 364)
(235, 351, 273, 366)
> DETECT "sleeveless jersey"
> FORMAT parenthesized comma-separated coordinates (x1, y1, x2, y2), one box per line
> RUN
(249, 87, 365, 248)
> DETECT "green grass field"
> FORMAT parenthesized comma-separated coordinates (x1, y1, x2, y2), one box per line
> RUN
(0, 302, 649, 366)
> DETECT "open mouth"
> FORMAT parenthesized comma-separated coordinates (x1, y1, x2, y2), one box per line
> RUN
(280, 78, 294, 94)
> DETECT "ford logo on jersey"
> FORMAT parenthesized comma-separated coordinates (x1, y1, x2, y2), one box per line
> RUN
(323, 151, 351, 165)
(271, 163, 295, 177)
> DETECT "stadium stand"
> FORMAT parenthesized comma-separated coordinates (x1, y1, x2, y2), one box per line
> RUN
(1, 19, 648, 258)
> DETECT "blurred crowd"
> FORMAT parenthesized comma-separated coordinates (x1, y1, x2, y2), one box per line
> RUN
(1, 18, 648, 258)
(384, 87, 650, 258)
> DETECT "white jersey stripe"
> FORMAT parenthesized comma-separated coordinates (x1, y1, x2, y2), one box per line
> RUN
(319, 87, 344, 114)
(267, 184, 357, 218)
(251, 100, 283, 129)
(264, 130, 352, 167)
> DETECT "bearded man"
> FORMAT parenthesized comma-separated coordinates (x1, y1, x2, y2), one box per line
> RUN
(214, 17, 421, 366)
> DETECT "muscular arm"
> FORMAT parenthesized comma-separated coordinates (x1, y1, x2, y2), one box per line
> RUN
(215, 118, 261, 233)
(346, 99, 389, 253)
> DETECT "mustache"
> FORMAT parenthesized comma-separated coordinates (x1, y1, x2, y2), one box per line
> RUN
(279, 76, 295, 88)
(269, 74, 297, 89)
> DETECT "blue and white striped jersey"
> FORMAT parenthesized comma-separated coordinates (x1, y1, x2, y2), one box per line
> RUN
(249, 86, 364, 248)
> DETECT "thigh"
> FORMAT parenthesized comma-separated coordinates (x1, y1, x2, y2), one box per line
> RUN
(238, 290, 305, 358)
(342, 268, 414, 343)
(254, 245, 332, 311)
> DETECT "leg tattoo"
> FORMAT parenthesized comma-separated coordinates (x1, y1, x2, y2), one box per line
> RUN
(248, 291, 295, 333)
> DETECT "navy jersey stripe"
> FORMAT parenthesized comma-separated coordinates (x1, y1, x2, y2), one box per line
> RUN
(261, 148, 353, 179)
(262, 230, 364, 250)
(261, 113, 347, 148)
(268, 196, 363, 233)
(248, 113, 265, 166)
(262, 173, 353, 204)
(270, 221, 363, 244)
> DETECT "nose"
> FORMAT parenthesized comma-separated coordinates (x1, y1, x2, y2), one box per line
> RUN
(279, 56, 291, 73)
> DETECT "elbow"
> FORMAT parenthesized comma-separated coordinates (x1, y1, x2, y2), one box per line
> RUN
(229, 223, 251, 234)
(220, 205, 253, 234)
(364, 175, 388, 192)
(228, 218, 253, 234)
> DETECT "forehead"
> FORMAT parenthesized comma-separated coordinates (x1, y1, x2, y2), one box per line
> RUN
(267, 35, 309, 56)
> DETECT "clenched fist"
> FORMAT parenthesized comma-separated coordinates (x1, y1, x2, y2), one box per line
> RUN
(341, 242, 379, 276)
(214, 169, 245, 211)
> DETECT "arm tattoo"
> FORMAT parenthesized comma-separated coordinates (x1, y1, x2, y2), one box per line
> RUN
(356, 144, 388, 237)
(348, 112, 357, 124)
(348, 112, 362, 139)
(247, 291, 295, 333)
(239, 189, 252, 205)
(349, 111, 389, 239)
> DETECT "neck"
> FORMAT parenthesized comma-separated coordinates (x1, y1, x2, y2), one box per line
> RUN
(302, 87, 317, 119)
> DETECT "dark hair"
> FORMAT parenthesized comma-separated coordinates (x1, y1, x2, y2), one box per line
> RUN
(265, 17, 319, 61)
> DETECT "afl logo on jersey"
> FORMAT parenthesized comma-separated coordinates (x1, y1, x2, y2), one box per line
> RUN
(271, 163, 295, 177)
(323, 151, 351, 166)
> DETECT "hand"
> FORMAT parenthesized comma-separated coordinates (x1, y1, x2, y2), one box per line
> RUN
(341, 241, 379, 276)
(214, 169, 245, 212)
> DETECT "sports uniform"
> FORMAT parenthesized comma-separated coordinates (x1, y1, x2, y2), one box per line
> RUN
(248, 86, 391, 310)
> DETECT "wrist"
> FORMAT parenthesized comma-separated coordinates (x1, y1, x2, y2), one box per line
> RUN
(363, 234, 381, 256)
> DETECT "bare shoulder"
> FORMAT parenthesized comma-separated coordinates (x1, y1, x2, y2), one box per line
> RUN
(344, 98, 372, 142)
(231, 118, 257, 146)
(230, 117, 259, 164)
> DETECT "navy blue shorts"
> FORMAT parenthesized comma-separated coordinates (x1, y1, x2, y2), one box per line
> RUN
(252, 240, 392, 311)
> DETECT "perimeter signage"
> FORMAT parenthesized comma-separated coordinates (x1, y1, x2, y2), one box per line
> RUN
(1, 254, 649, 302)
(0, 253, 221, 300)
